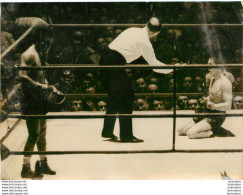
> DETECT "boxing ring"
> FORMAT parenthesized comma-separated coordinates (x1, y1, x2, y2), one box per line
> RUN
(1, 21, 243, 179)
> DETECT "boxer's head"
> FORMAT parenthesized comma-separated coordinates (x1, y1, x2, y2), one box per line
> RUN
(208, 57, 223, 77)
(233, 96, 243, 109)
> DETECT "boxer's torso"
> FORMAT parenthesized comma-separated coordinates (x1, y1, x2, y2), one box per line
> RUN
(208, 74, 227, 104)
(24, 45, 46, 84)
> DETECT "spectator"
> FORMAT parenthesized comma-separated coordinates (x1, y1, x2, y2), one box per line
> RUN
(90, 37, 108, 64)
(187, 99, 199, 110)
(194, 75, 204, 92)
(97, 100, 107, 111)
(86, 87, 96, 94)
(71, 100, 83, 111)
(59, 32, 93, 71)
(182, 76, 193, 92)
(167, 78, 175, 92)
(114, 28, 123, 38)
(82, 87, 97, 111)
(148, 84, 159, 93)
(82, 77, 96, 93)
(177, 96, 188, 110)
(105, 26, 114, 38)
(147, 76, 159, 90)
(233, 96, 243, 109)
(73, 31, 88, 48)
(125, 69, 133, 79)
(105, 36, 114, 44)
(134, 77, 147, 93)
(156, 28, 185, 64)
(135, 98, 149, 111)
(1, 29, 15, 54)
(232, 77, 243, 92)
(54, 71, 76, 94)
(151, 99, 165, 110)
(1, 28, 18, 94)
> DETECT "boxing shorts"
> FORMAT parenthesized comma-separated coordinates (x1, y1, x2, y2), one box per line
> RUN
(20, 85, 65, 115)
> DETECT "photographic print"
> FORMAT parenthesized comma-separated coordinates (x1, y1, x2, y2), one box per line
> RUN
(0, 1, 243, 180)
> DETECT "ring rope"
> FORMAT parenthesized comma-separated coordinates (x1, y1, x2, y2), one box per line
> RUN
(7, 149, 243, 156)
(63, 92, 243, 98)
(0, 27, 33, 60)
(1, 84, 21, 109)
(65, 93, 205, 98)
(0, 119, 22, 144)
(49, 23, 243, 27)
(5, 64, 243, 70)
(7, 113, 243, 119)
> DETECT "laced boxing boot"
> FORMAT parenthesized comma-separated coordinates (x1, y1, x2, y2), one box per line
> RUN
(33, 160, 43, 178)
(40, 158, 56, 175)
(21, 163, 33, 178)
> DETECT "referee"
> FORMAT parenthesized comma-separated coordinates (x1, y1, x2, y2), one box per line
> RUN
(100, 17, 173, 143)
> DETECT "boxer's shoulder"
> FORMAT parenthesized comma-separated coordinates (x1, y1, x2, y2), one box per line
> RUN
(220, 75, 232, 90)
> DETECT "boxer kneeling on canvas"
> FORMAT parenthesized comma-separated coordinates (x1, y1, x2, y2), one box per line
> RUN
(177, 57, 234, 139)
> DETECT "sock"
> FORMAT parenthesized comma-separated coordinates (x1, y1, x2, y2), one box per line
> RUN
(23, 157, 31, 165)
(40, 155, 46, 161)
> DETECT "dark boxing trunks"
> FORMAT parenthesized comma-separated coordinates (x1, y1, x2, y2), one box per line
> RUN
(20, 88, 48, 115)
(193, 109, 226, 132)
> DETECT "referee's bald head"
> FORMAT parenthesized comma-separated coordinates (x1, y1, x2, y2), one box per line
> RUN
(147, 17, 161, 32)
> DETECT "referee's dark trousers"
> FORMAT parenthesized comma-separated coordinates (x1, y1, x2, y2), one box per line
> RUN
(99, 49, 135, 140)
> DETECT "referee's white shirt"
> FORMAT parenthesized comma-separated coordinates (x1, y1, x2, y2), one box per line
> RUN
(109, 27, 172, 74)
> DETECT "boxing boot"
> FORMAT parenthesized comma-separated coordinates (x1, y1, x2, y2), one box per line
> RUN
(21, 163, 33, 178)
(40, 158, 56, 175)
(33, 160, 43, 178)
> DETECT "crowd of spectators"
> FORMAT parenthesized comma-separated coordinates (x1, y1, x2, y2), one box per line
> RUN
(1, 2, 243, 114)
